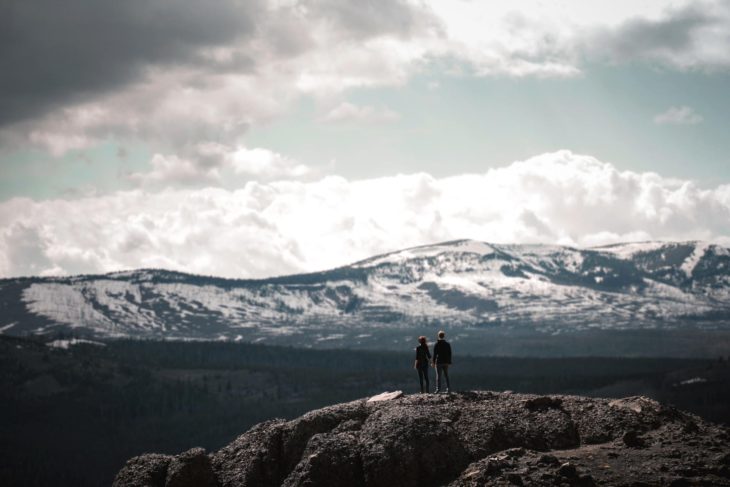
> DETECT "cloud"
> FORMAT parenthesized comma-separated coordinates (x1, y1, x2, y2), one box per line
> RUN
(2, 150, 729, 279)
(654, 105, 704, 125)
(127, 154, 222, 187)
(0, 0, 439, 154)
(3, 0, 730, 162)
(434, 0, 730, 78)
(227, 146, 311, 178)
(590, 1, 730, 71)
(0, 0, 263, 127)
(320, 102, 400, 123)
(127, 144, 312, 188)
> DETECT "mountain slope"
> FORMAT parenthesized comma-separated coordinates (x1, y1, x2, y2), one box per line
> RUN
(1, 240, 729, 345)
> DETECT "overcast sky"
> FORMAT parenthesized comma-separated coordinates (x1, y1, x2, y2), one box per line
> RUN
(1, 0, 730, 278)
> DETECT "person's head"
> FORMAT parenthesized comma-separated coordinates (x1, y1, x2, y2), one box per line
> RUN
(438, 330, 445, 340)
(418, 335, 427, 345)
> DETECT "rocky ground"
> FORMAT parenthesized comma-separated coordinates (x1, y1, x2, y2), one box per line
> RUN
(114, 391, 730, 486)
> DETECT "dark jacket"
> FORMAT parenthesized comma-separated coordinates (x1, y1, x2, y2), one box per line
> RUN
(433, 339, 452, 365)
(415, 344, 431, 366)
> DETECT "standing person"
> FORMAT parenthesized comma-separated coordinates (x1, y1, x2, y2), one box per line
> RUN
(413, 336, 431, 393)
(432, 330, 452, 393)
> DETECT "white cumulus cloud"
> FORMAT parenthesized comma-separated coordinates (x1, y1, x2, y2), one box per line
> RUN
(127, 144, 312, 188)
(1, 150, 729, 279)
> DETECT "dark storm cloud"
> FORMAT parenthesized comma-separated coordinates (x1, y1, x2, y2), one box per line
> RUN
(0, 0, 440, 133)
(0, 0, 263, 127)
(590, 2, 730, 67)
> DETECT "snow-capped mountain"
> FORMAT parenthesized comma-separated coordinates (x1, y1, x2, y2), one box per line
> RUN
(1, 240, 729, 346)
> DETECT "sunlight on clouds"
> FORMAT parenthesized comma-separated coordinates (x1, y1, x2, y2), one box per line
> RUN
(2, 151, 729, 279)
(228, 147, 311, 178)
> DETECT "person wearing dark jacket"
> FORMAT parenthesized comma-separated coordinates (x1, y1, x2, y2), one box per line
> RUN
(413, 336, 431, 393)
(432, 330, 451, 393)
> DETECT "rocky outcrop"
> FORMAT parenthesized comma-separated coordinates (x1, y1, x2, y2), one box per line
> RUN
(114, 391, 730, 487)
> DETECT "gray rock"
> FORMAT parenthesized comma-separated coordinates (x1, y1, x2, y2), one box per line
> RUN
(165, 448, 216, 487)
(113, 453, 172, 487)
(113, 391, 730, 487)
(524, 396, 563, 411)
(558, 462, 578, 478)
(622, 430, 646, 448)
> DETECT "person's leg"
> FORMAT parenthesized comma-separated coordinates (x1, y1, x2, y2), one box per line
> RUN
(442, 365, 451, 392)
(422, 365, 430, 393)
(436, 364, 442, 392)
(417, 367, 425, 393)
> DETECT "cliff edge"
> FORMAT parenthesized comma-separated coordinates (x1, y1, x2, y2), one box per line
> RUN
(114, 391, 730, 486)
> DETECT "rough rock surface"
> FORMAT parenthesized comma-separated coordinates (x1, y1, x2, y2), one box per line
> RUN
(114, 391, 730, 487)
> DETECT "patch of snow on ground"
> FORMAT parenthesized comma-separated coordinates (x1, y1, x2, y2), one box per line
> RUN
(712, 245, 730, 257)
(679, 377, 707, 386)
(316, 333, 345, 342)
(355, 248, 440, 267)
(560, 251, 585, 273)
(449, 240, 496, 255)
(47, 338, 106, 349)
(429, 273, 489, 294)
(681, 242, 710, 277)
(22, 283, 113, 329)
(499, 245, 579, 273)
(355, 240, 495, 267)
(88, 280, 143, 315)
(0, 323, 17, 333)
(594, 241, 668, 259)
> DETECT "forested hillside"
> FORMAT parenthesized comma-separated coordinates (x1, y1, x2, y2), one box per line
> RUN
(1, 336, 729, 486)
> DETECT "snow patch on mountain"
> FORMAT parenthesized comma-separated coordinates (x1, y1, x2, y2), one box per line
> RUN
(6, 240, 730, 340)
(681, 242, 710, 277)
(23, 283, 115, 331)
(0, 322, 17, 333)
(47, 338, 106, 349)
(354, 239, 496, 268)
(594, 241, 670, 259)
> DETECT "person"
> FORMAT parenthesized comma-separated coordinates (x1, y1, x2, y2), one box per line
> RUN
(432, 330, 451, 393)
(413, 336, 431, 393)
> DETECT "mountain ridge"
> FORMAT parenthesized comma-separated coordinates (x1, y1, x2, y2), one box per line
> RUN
(0, 238, 714, 284)
(2, 239, 729, 352)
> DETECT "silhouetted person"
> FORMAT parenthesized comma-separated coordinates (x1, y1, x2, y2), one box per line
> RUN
(432, 330, 451, 393)
(413, 336, 431, 393)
